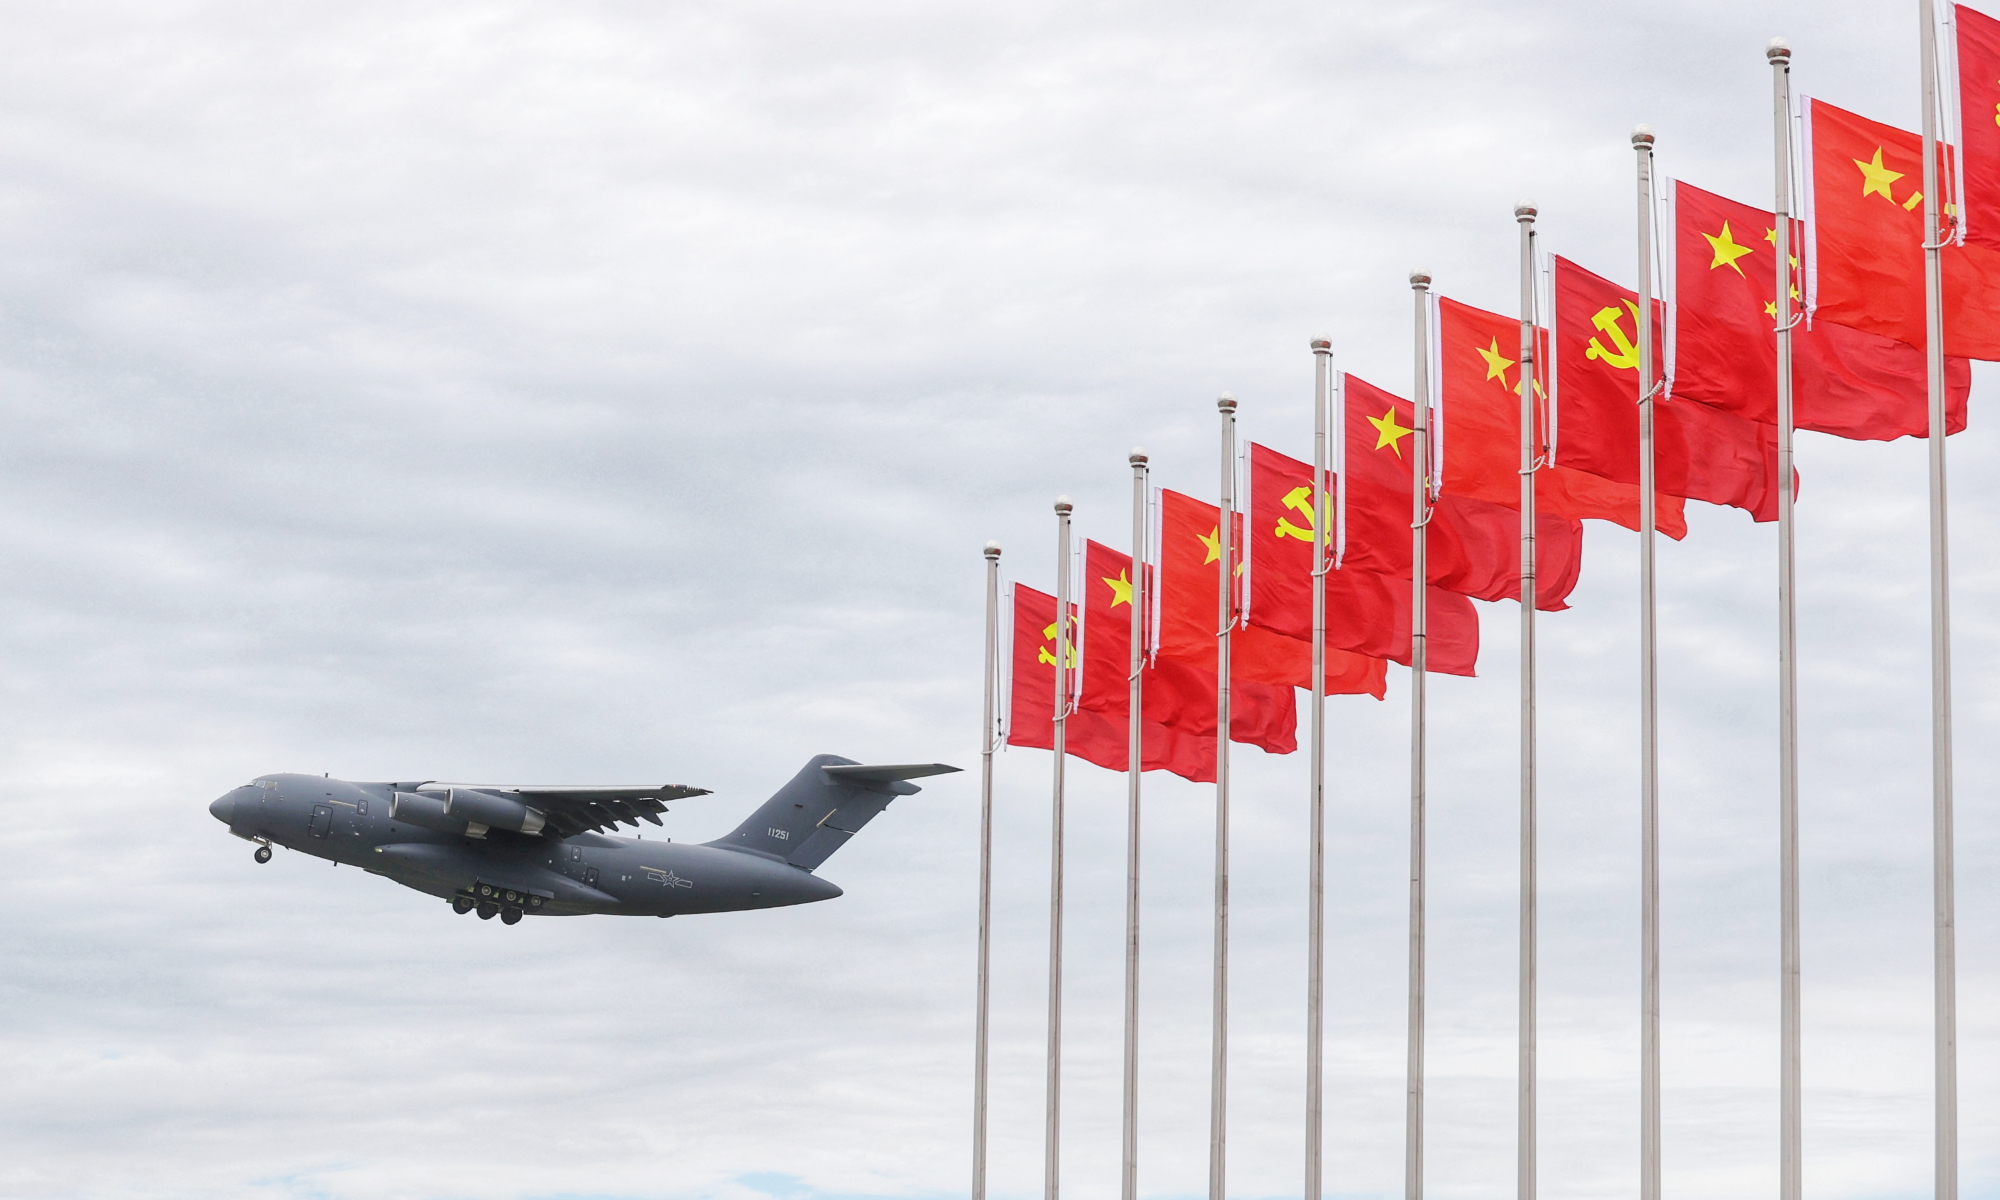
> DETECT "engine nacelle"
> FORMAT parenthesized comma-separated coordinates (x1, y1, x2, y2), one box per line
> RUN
(444, 789, 547, 836)
(389, 791, 470, 836)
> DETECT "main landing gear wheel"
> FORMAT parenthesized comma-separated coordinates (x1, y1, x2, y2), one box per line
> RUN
(477, 902, 498, 920)
(452, 896, 475, 915)
(501, 908, 523, 925)
(253, 846, 272, 864)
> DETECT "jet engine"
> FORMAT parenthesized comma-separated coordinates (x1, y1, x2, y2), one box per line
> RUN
(390, 789, 548, 838)
(443, 789, 548, 837)
(389, 791, 469, 835)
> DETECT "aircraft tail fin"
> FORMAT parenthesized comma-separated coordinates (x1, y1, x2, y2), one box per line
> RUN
(711, 755, 959, 871)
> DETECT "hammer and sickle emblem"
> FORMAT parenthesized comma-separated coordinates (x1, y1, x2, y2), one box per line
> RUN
(1583, 301, 1643, 371)
(1038, 618, 1078, 668)
(1273, 485, 1325, 544)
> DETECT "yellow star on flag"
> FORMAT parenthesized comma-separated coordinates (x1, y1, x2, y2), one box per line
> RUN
(1199, 526, 1222, 564)
(1104, 569, 1133, 608)
(1762, 227, 1800, 268)
(1704, 221, 1756, 275)
(1476, 336, 1515, 382)
(1763, 285, 1801, 317)
(1855, 147, 1905, 201)
(1369, 406, 1415, 458)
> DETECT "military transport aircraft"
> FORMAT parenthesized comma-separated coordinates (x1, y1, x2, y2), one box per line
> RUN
(207, 754, 958, 924)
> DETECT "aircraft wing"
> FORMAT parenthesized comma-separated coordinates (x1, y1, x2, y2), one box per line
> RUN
(423, 783, 710, 835)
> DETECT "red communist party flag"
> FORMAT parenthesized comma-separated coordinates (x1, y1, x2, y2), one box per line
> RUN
(1806, 97, 2000, 358)
(1554, 255, 1782, 522)
(1959, 4, 2000, 253)
(1672, 179, 1968, 440)
(1005, 584, 1084, 754)
(1158, 488, 1392, 698)
(1331, 379, 1582, 610)
(1231, 446, 1482, 678)
(1436, 294, 1689, 538)
(1008, 582, 1217, 779)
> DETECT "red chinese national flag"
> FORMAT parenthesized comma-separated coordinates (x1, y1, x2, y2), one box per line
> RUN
(1008, 582, 1235, 779)
(1959, 5, 2000, 253)
(1063, 545, 1224, 782)
(1806, 96, 2000, 358)
(1554, 255, 1783, 522)
(1436, 295, 1689, 538)
(1077, 540, 1301, 779)
(1331, 379, 1582, 610)
(1671, 179, 1968, 440)
(1155, 489, 1390, 700)
(1154, 489, 1394, 696)
(1228, 460, 1481, 678)
(1123, 514, 1312, 753)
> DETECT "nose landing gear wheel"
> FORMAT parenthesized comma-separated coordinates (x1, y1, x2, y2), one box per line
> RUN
(254, 846, 272, 864)
(452, 897, 475, 915)
(477, 902, 498, 920)
(501, 908, 523, 925)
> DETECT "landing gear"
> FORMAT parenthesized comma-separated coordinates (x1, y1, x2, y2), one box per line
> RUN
(501, 908, 523, 925)
(477, 901, 498, 920)
(452, 896, 475, 915)
(254, 846, 272, 864)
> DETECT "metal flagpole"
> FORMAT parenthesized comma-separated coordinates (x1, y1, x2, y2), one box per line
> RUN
(1768, 38, 1803, 1200)
(1046, 497, 1074, 1200)
(1306, 338, 1333, 1200)
(1918, 5, 1960, 1197)
(973, 539, 1003, 1200)
(1211, 394, 1237, 1200)
(1632, 125, 1663, 1200)
(1123, 450, 1149, 1200)
(1405, 271, 1432, 1200)
(1514, 202, 1540, 1200)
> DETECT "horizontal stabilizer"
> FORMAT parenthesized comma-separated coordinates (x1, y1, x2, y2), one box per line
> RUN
(820, 763, 961, 784)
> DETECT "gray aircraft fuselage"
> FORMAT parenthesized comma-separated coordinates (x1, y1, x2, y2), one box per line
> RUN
(206, 755, 956, 923)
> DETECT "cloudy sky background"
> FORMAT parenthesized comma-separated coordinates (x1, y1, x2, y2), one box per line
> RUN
(0, 2, 1994, 1199)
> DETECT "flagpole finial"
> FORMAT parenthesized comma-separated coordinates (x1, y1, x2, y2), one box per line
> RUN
(1766, 37, 1791, 63)
(1055, 497, 1073, 515)
(984, 540, 1002, 559)
(1129, 448, 1149, 465)
(1409, 269, 1431, 290)
(1218, 393, 1237, 413)
(1310, 336, 1332, 352)
(1632, 124, 1655, 148)
(1515, 202, 1537, 222)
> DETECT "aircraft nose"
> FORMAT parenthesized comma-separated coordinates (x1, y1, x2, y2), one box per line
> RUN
(208, 794, 235, 824)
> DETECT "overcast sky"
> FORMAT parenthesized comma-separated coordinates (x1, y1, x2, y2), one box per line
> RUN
(0, 3, 1994, 1200)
